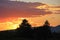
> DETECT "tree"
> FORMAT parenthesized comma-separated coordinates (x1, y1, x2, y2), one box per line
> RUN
(17, 19, 32, 37)
(44, 20, 50, 26)
(43, 20, 51, 40)
(19, 19, 31, 29)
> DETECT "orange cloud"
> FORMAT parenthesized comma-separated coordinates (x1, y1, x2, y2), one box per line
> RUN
(36, 4, 60, 14)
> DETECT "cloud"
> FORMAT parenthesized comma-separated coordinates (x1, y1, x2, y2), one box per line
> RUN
(0, 0, 9, 1)
(0, 1, 52, 18)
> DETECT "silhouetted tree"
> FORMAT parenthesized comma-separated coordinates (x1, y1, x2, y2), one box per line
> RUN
(17, 19, 33, 38)
(43, 20, 51, 40)
(20, 19, 31, 29)
(44, 20, 50, 26)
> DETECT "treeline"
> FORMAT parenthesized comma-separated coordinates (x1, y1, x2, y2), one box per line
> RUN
(0, 19, 60, 40)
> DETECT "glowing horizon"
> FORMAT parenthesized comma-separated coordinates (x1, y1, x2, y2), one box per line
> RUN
(0, 14, 60, 31)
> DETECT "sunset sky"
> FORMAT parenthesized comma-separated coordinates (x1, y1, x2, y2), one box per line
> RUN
(10, 0, 60, 5)
(0, 0, 60, 31)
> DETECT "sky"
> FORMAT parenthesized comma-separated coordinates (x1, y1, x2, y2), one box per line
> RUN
(0, 0, 60, 31)
(10, 0, 60, 5)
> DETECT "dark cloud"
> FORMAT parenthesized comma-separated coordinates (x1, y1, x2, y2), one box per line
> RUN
(0, 1, 52, 18)
(0, 0, 9, 2)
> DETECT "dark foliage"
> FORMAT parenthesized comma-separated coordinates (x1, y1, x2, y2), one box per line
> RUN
(0, 19, 60, 40)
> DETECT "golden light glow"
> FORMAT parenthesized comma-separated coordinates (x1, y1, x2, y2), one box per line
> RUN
(36, 5, 60, 11)
(0, 14, 60, 31)
(36, 5, 49, 9)
(49, 7, 60, 11)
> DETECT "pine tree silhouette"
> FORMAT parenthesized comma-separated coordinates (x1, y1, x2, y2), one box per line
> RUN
(20, 19, 31, 29)
(44, 20, 50, 26)
(43, 20, 51, 40)
(17, 19, 32, 38)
